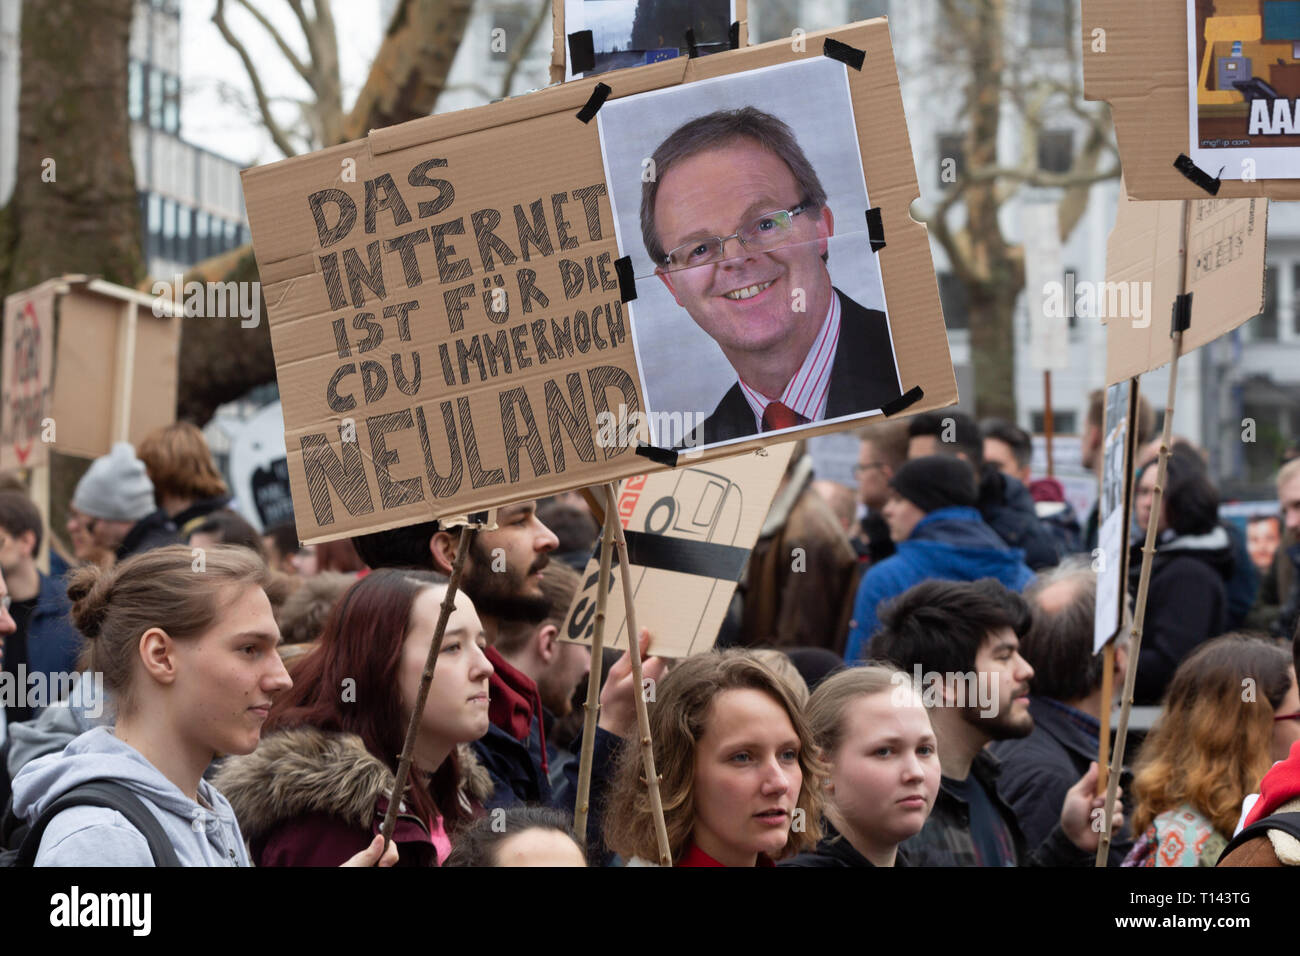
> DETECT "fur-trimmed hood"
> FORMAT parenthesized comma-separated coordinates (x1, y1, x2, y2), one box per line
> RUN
(213, 725, 494, 842)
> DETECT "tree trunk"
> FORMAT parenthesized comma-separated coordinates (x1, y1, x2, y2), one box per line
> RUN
(5, 0, 142, 294)
(0, 0, 142, 547)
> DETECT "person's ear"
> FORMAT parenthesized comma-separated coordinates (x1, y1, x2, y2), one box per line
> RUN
(655, 265, 684, 307)
(536, 623, 560, 663)
(138, 627, 179, 686)
(816, 204, 834, 256)
(429, 530, 459, 575)
(19, 530, 36, 558)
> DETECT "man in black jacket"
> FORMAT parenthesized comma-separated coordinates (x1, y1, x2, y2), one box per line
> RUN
(640, 107, 902, 449)
(990, 558, 1133, 865)
(872, 578, 1120, 866)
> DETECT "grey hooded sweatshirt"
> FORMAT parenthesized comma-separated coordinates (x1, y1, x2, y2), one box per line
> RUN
(10, 726, 249, 866)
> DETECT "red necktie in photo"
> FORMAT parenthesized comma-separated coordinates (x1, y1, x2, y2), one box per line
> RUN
(761, 401, 810, 433)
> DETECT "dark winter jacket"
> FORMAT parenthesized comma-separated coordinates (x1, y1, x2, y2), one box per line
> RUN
(844, 507, 1035, 662)
(116, 509, 179, 561)
(990, 696, 1132, 866)
(979, 465, 1061, 570)
(25, 571, 82, 684)
(779, 821, 914, 867)
(172, 494, 234, 538)
(1127, 525, 1233, 705)
(472, 647, 621, 856)
(1220, 520, 1259, 630)
(213, 726, 493, 867)
(1272, 541, 1300, 641)
(900, 748, 1092, 867)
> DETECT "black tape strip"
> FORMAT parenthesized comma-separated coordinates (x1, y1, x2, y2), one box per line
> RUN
(685, 27, 698, 58)
(576, 82, 611, 124)
(880, 385, 924, 417)
(635, 441, 679, 467)
(469, 510, 489, 525)
(614, 255, 637, 302)
(1173, 154, 1222, 196)
(623, 530, 750, 581)
(568, 30, 595, 74)
(728, 21, 740, 49)
(823, 37, 866, 71)
(865, 207, 886, 252)
(1171, 292, 1193, 335)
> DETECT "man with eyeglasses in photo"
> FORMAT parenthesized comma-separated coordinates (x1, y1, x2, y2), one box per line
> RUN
(641, 106, 902, 447)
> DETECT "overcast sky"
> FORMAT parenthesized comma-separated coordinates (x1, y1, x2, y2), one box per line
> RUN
(179, 0, 386, 167)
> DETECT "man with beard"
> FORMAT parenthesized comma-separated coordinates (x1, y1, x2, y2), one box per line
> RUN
(871, 578, 1120, 866)
(351, 502, 664, 853)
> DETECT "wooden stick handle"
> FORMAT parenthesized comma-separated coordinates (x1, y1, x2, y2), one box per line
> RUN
(572, 501, 617, 850)
(379, 526, 477, 857)
(604, 483, 672, 866)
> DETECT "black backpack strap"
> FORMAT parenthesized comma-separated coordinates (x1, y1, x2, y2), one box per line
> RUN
(16, 781, 181, 867)
(1219, 811, 1300, 862)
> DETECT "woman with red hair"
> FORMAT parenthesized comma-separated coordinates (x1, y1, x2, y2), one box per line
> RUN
(214, 569, 495, 866)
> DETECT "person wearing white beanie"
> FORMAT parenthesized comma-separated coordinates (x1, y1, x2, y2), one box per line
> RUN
(68, 442, 178, 564)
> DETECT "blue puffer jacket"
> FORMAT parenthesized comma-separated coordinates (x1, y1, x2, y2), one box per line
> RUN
(844, 507, 1036, 662)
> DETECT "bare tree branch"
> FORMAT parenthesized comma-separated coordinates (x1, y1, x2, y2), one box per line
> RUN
(212, 0, 297, 156)
(231, 0, 311, 84)
(500, 0, 551, 100)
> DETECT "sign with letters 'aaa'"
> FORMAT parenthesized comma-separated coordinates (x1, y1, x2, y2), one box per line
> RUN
(242, 21, 955, 544)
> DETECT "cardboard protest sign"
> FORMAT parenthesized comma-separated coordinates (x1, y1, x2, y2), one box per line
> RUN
(242, 22, 957, 545)
(0, 280, 58, 470)
(1082, 0, 1300, 197)
(48, 278, 182, 460)
(552, 0, 747, 82)
(561, 443, 793, 658)
(1094, 380, 1137, 652)
(1104, 188, 1266, 385)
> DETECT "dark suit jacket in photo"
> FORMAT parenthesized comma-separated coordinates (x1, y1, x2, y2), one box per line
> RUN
(679, 287, 902, 448)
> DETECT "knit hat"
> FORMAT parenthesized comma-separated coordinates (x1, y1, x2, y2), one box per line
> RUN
(73, 442, 157, 522)
(888, 455, 978, 514)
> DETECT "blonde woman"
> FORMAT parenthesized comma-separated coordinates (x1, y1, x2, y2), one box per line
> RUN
(604, 649, 824, 866)
(783, 664, 939, 866)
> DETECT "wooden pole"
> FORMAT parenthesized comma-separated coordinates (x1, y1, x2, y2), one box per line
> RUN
(572, 500, 616, 850)
(604, 483, 672, 866)
(1043, 370, 1055, 477)
(379, 525, 477, 856)
(1096, 642, 1114, 797)
(111, 301, 138, 444)
(1096, 200, 1191, 867)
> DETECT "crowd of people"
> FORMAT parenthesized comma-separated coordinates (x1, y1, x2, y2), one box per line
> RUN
(0, 395, 1298, 869)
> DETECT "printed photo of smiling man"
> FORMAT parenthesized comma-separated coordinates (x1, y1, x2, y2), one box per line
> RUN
(598, 58, 903, 452)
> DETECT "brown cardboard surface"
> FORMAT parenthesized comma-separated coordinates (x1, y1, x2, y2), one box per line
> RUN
(550, 0, 749, 84)
(0, 279, 59, 471)
(243, 22, 956, 545)
(560, 443, 793, 658)
(48, 279, 182, 459)
(1104, 190, 1266, 385)
(1082, 0, 1300, 198)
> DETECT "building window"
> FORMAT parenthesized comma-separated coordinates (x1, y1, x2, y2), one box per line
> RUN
(1038, 129, 1073, 174)
(162, 199, 176, 263)
(1292, 263, 1300, 337)
(1029, 0, 1069, 49)
(1063, 267, 1078, 330)
(177, 204, 192, 263)
(937, 133, 965, 192)
(128, 61, 145, 122)
(848, 0, 889, 20)
(148, 67, 163, 130)
(196, 211, 210, 260)
(938, 271, 970, 330)
(162, 75, 180, 135)
(1241, 402, 1288, 483)
(1030, 411, 1077, 434)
